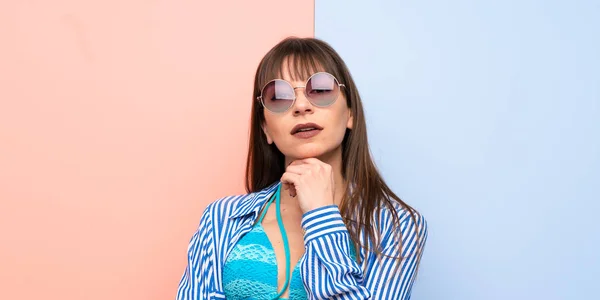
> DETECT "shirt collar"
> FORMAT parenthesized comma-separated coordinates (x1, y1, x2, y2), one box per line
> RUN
(228, 181, 281, 219)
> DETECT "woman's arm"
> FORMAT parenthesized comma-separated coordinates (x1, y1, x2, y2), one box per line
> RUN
(301, 205, 428, 299)
(176, 205, 216, 300)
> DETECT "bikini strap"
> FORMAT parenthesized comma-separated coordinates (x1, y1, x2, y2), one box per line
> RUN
(273, 184, 291, 300)
(255, 184, 292, 300)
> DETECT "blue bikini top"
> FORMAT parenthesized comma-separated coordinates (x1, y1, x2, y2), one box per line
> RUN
(222, 184, 356, 299)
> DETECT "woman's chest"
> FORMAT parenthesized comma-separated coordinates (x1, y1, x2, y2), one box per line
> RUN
(222, 214, 307, 299)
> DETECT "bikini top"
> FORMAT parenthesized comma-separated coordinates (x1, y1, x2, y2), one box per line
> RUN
(222, 184, 356, 299)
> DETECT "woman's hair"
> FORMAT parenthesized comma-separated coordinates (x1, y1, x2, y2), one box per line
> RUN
(245, 37, 423, 268)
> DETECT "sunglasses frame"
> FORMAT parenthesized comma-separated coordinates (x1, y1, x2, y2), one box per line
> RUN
(256, 72, 346, 113)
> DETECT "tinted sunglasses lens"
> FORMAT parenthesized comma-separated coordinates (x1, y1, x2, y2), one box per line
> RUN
(262, 80, 295, 113)
(306, 73, 340, 107)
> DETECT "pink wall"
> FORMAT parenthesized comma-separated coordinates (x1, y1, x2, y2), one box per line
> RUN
(0, 1, 313, 299)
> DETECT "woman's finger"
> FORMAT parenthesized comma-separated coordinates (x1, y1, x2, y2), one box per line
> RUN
(285, 164, 312, 175)
(281, 172, 300, 197)
(288, 159, 305, 166)
(281, 172, 300, 185)
(296, 157, 324, 166)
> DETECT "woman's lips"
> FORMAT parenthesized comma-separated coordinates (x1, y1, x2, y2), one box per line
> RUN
(292, 128, 322, 139)
(291, 122, 324, 134)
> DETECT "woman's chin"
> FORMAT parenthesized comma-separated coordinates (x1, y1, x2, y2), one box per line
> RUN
(287, 146, 325, 160)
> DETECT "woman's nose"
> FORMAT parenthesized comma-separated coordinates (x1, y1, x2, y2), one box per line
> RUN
(292, 88, 313, 115)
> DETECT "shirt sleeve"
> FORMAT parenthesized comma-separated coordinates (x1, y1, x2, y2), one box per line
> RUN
(300, 205, 428, 299)
(176, 205, 215, 300)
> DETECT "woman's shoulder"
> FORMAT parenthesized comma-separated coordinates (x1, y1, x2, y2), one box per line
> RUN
(377, 199, 428, 239)
(200, 182, 280, 220)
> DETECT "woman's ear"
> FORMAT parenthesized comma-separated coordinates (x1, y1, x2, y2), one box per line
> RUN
(347, 110, 353, 130)
(262, 124, 273, 144)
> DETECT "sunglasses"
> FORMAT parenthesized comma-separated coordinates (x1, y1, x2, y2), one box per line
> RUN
(257, 72, 346, 113)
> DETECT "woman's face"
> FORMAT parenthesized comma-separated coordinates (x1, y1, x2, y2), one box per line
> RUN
(261, 63, 353, 161)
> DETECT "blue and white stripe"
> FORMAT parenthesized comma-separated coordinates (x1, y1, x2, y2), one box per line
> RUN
(176, 182, 428, 299)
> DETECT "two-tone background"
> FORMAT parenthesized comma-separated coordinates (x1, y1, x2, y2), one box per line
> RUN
(1, 1, 598, 299)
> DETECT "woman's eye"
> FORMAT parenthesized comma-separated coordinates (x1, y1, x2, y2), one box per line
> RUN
(310, 89, 332, 94)
(272, 95, 293, 101)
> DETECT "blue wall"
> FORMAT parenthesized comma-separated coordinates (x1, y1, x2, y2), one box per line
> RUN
(316, 1, 600, 299)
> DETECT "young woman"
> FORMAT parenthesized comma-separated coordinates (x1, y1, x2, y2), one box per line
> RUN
(176, 37, 428, 300)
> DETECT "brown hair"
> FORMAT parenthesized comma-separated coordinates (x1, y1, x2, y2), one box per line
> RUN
(245, 37, 424, 270)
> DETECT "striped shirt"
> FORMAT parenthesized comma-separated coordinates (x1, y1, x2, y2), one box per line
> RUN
(176, 181, 428, 299)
